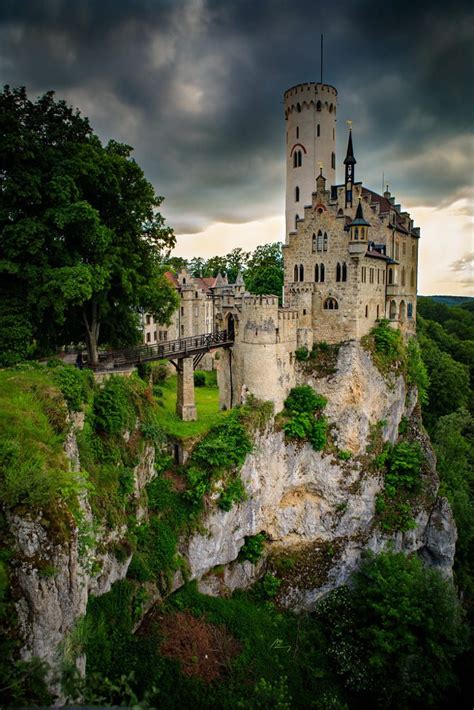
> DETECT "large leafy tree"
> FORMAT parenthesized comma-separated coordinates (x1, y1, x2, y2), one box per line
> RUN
(0, 86, 178, 366)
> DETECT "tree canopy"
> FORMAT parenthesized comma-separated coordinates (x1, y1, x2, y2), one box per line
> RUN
(0, 86, 178, 366)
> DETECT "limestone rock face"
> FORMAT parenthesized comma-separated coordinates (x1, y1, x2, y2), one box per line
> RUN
(182, 342, 456, 609)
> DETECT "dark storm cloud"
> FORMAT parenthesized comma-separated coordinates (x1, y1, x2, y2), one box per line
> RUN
(1, 0, 473, 232)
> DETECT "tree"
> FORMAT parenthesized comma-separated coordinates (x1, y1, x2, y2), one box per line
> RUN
(0, 86, 178, 366)
(244, 242, 284, 301)
(317, 552, 467, 708)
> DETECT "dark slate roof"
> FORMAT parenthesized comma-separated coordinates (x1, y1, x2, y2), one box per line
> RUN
(343, 130, 357, 165)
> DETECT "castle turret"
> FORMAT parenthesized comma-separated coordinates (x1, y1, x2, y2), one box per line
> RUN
(344, 127, 356, 208)
(284, 82, 337, 241)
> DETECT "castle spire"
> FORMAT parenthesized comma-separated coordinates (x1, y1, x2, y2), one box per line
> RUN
(344, 124, 356, 208)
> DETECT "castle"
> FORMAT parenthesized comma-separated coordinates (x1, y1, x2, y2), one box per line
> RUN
(145, 81, 419, 417)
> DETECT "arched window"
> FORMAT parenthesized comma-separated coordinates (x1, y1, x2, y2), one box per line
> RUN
(320, 263, 325, 282)
(317, 123, 320, 137)
(331, 152, 336, 169)
(295, 214, 299, 230)
(312, 233, 317, 252)
(296, 126, 299, 138)
(294, 265, 298, 281)
(316, 100, 322, 112)
(299, 264, 304, 282)
(365, 304, 369, 317)
(410, 268, 415, 288)
(399, 300, 406, 321)
(336, 263, 341, 282)
(293, 152, 297, 168)
(324, 297, 338, 310)
(342, 262, 348, 282)
(354, 227, 359, 240)
(389, 300, 397, 320)
(407, 302, 413, 319)
(295, 186, 300, 202)
(329, 103, 333, 113)
(317, 229, 323, 252)
(337, 208, 344, 217)
(388, 268, 394, 285)
(297, 102, 301, 113)
(401, 267, 406, 287)
(315, 264, 319, 282)
(323, 232, 328, 251)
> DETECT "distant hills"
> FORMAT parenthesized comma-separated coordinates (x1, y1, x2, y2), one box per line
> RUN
(419, 295, 473, 307)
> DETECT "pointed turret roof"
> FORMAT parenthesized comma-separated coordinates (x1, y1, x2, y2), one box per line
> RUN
(235, 271, 245, 286)
(349, 198, 370, 227)
(343, 129, 357, 165)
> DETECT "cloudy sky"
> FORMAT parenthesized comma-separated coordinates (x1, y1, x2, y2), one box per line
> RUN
(1, 0, 472, 294)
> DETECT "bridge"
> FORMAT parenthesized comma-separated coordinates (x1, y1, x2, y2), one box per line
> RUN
(90, 329, 234, 421)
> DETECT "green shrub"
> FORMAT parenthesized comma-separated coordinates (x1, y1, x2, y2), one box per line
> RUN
(191, 414, 253, 472)
(375, 441, 423, 531)
(92, 376, 137, 435)
(193, 370, 206, 387)
(284, 412, 313, 440)
(259, 573, 281, 599)
(309, 417, 328, 451)
(218, 476, 246, 511)
(151, 362, 168, 384)
(53, 365, 93, 411)
(337, 449, 351, 461)
(295, 347, 309, 361)
(284, 385, 327, 415)
(406, 337, 430, 404)
(240, 533, 267, 563)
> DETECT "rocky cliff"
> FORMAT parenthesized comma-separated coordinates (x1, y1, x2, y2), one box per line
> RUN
(4, 342, 456, 699)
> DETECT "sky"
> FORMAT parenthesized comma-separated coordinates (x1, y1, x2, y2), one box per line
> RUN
(1, 0, 472, 295)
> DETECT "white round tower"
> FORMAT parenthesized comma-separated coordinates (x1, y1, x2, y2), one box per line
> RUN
(284, 82, 337, 241)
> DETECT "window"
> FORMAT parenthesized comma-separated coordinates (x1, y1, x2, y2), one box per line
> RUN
(389, 300, 397, 320)
(316, 100, 322, 112)
(296, 126, 299, 138)
(181, 324, 184, 334)
(410, 268, 415, 288)
(401, 267, 406, 287)
(331, 152, 336, 169)
(153, 331, 157, 341)
(395, 242, 399, 260)
(195, 291, 198, 298)
(388, 268, 393, 285)
(376, 305, 380, 319)
(354, 227, 359, 240)
(365, 305, 368, 317)
(382, 271, 385, 284)
(324, 297, 338, 310)
(333, 128, 335, 140)
(295, 186, 300, 202)
(377, 269, 380, 284)
(159, 331, 163, 341)
(361, 266, 367, 283)
(317, 229, 323, 252)
(180, 306, 184, 315)
(297, 102, 301, 112)
(146, 332, 151, 343)
(312, 233, 317, 252)
(294, 264, 298, 281)
(337, 208, 344, 217)
(342, 262, 348, 282)
(323, 232, 328, 251)
(314, 263, 325, 283)
(336, 262, 341, 282)
(163, 331, 167, 341)
(295, 214, 299, 229)
(399, 300, 406, 321)
(293, 150, 302, 168)
(299, 264, 304, 282)
(146, 315, 151, 325)
(317, 123, 320, 136)
(407, 303, 413, 319)
(369, 268, 374, 284)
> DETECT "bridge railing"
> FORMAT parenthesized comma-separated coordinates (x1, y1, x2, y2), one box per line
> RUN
(91, 329, 232, 369)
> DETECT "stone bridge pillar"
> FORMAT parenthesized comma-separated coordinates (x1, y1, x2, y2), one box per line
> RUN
(176, 357, 197, 421)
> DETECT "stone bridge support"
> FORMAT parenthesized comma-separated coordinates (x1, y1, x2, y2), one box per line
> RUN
(176, 357, 197, 421)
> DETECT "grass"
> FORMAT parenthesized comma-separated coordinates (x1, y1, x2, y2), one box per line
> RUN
(155, 372, 228, 438)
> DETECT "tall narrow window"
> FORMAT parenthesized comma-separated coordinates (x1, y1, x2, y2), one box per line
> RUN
(336, 263, 341, 282)
(316, 100, 322, 112)
(354, 227, 359, 240)
(320, 263, 325, 282)
(294, 265, 298, 281)
(365, 305, 368, 318)
(331, 152, 336, 169)
(376, 305, 380, 319)
(314, 264, 319, 282)
(317, 123, 320, 136)
(342, 262, 348, 282)
(388, 268, 393, 285)
(296, 126, 299, 138)
(407, 303, 413, 318)
(323, 232, 328, 251)
(298, 150, 302, 167)
(295, 186, 300, 202)
(299, 264, 304, 282)
(410, 268, 415, 288)
(312, 233, 317, 252)
(361, 267, 366, 283)
(317, 229, 323, 252)
(293, 152, 297, 168)
(295, 214, 299, 230)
